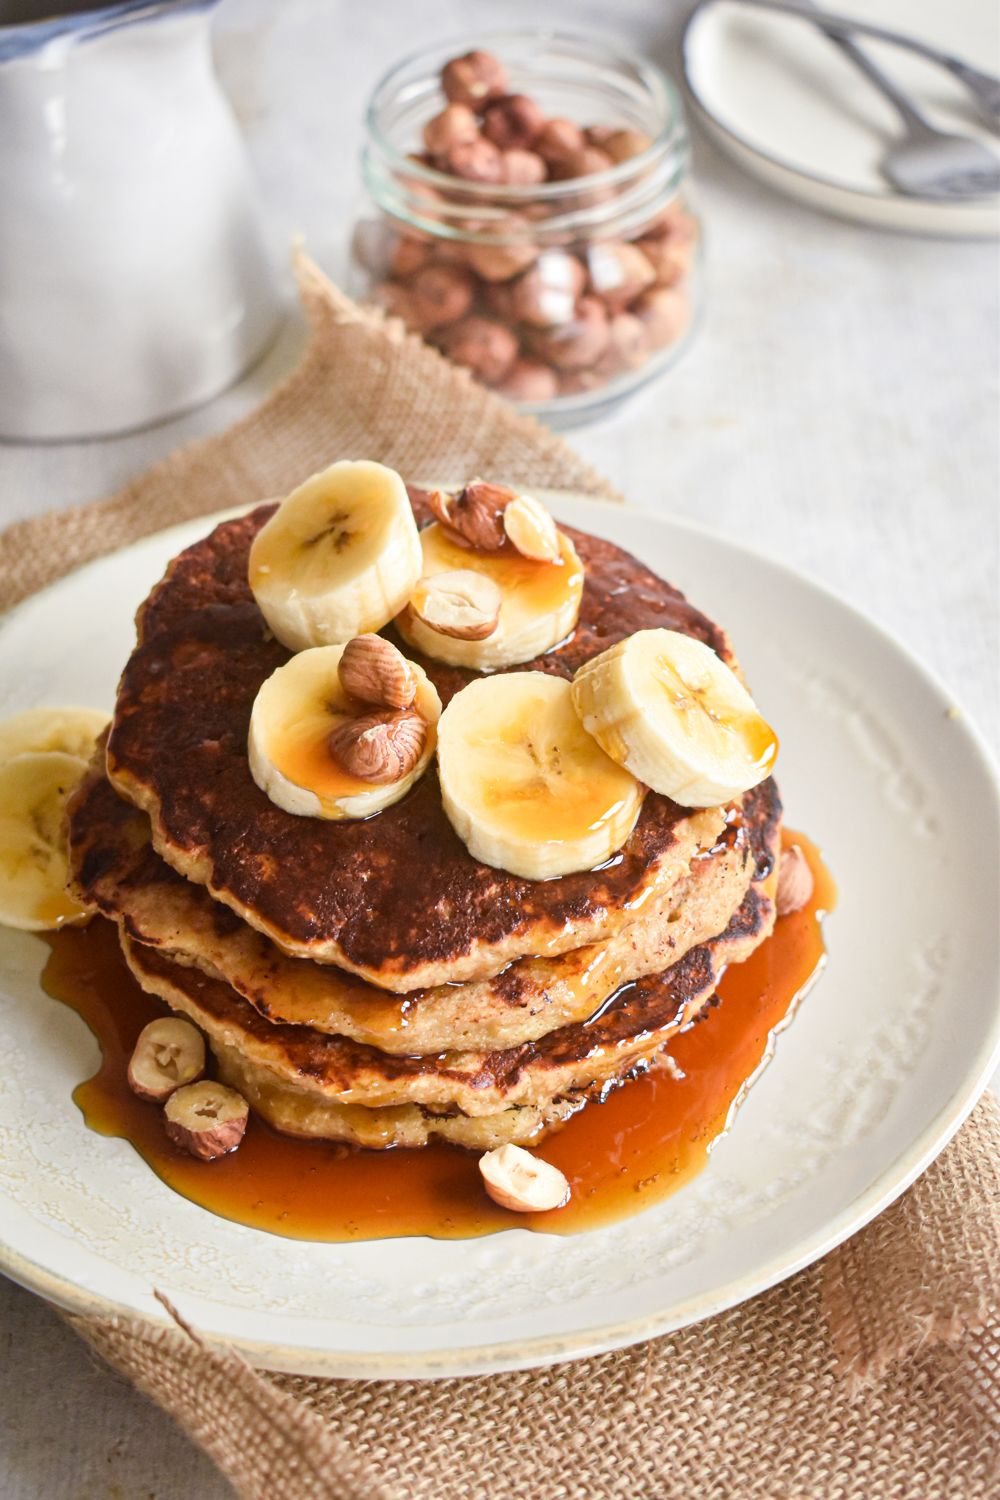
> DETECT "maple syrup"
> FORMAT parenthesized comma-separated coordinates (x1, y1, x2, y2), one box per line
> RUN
(417, 521, 585, 620)
(41, 830, 833, 1241)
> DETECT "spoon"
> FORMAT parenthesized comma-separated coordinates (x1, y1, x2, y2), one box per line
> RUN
(734, 0, 1000, 133)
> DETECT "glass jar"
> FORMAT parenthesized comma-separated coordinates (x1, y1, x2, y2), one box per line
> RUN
(350, 29, 702, 427)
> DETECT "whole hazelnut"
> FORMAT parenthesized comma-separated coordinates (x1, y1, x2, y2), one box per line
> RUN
(370, 281, 421, 328)
(585, 124, 616, 149)
(511, 251, 587, 328)
(479, 278, 518, 322)
(559, 145, 614, 181)
(482, 93, 546, 151)
(462, 215, 538, 282)
(586, 240, 656, 311)
(501, 148, 547, 186)
(440, 315, 519, 385)
(639, 200, 699, 243)
(408, 262, 475, 330)
(603, 128, 653, 163)
(423, 103, 478, 161)
(534, 117, 586, 177)
(530, 295, 610, 371)
(389, 235, 434, 278)
(496, 358, 559, 403)
(444, 136, 505, 183)
(636, 234, 694, 288)
(441, 49, 508, 108)
(632, 286, 690, 348)
(599, 312, 651, 375)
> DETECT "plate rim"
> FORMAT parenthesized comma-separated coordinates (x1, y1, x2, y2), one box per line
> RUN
(0, 497, 997, 1379)
(681, 2, 1000, 240)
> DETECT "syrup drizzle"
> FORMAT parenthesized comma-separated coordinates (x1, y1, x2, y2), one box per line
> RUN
(40, 830, 833, 1241)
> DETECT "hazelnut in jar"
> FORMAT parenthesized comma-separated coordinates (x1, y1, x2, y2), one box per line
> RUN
(351, 29, 701, 426)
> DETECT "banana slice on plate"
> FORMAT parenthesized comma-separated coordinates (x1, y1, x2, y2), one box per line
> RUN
(571, 628, 778, 807)
(249, 460, 422, 652)
(249, 641, 441, 820)
(0, 706, 109, 765)
(437, 672, 643, 879)
(396, 520, 584, 670)
(0, 751, 91, 930)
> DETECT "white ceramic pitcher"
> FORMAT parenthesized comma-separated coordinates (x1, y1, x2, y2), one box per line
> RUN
(0, 0, 279, 441)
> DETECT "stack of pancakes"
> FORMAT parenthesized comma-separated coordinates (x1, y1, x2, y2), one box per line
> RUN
(67, 491, 781, 1151)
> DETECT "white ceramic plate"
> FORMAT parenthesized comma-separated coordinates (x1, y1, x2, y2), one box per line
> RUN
(0, 499, 998, 1379)
(683, 0, 1000, 237)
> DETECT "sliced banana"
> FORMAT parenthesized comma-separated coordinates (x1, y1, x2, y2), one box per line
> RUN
(0, 751, 91, 931)
(571, 628, 778, 807)
(396, 521, 584, 670)
(248, 460, 422, 652)
(0, 706, 109, 765)
(249, 643, 441, 820)
(437, 672, 643, 879)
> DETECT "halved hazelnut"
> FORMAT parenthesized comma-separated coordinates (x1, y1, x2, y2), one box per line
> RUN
(329, 709, 427, 784)
(776, 844, 814, 916)
(338, 635, 416, 710)
(479, 1143, 570, 1212)
(429, 479, 511, 551)
(411, 570, 502, 641)
(128, 1018, 205, 1102)
(164, 1080, 248, 1161)
(441, 49, 507, 109)
(503, 494, 560, 562)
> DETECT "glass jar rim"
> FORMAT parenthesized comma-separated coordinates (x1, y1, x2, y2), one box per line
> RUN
(363, 25, 684, 207)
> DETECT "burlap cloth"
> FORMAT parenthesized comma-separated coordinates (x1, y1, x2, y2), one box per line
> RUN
(3, 258, 998, 1498)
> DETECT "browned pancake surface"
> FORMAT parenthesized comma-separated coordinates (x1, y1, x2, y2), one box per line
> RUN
(106, 494, 741, 988)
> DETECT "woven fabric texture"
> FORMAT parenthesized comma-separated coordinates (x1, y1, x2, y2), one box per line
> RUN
(3, 260, 997, 1500)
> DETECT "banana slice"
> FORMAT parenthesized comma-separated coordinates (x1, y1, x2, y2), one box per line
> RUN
(249, 643, 441, 820)
(0, 751, 91, 931)
(248, 460, 422, 652)
(571, 629, 778, 807)
(395, 521, 583, 670)
(0, 706, 109, 765)
(437, 672, 642, 879)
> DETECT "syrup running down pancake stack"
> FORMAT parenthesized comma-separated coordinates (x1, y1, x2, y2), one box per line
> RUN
(67, 480, 781, 1151)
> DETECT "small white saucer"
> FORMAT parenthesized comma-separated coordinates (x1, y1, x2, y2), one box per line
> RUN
(683, 0, 1000, 237)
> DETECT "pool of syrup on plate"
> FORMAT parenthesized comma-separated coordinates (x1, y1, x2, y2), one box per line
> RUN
(41, 830, 834, 1241)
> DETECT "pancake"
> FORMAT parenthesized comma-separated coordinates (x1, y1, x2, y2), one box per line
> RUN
(117, 776, 779, 1119)
(105, 493, 738, 991)
(68, 756, 758, 1053)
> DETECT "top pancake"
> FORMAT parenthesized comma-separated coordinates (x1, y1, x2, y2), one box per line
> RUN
(106, 490, 740, 992)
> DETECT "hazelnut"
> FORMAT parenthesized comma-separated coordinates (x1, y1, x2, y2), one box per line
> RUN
(408, 261, 476, 329)
(585, 124, 616, 149)
(586, 240, 656, 311)
(164, 1081, 248, 1161)
(482, 93, 546, 151)
(430, 479, 512, 551)
(503, 494, 560, 562)
(128, 1018, 205, 1102)
(639, 200, 699, 243)
(463, 221, 538, 283)
(600, 311, 651, 374)
(441, 49, 507, 108)
(444, 137, 505, 184)
(479, 1143, 570, 1213)
(636, 234, 694, 288)
(388, 235, 433, 278)
(423, 103, 478, 161)
(511, 251, 587, 329)
(632, 286, 689, 348)
(559, 145, 614, 181)
(440, 315, 519, 384)
(480, 279, 518, 322)
(329, 709, 428, 784)
(411, 569, 502, 641)
(496, 358, 559, 403)
(369, 280, 421, 329)
(531, 295, 610, 371)
(534, 117, 586, 176)
(776, 844, 814, 917)
(338, 635, 416, 710)
(501, 148, 547, 186)
(603, 127, 653, 163)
